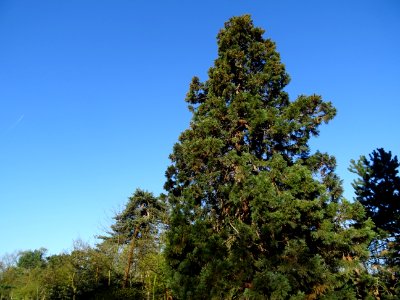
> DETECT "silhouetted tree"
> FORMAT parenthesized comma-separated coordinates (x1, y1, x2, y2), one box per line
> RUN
(350, 148, 400, 297)
(350, 148, 400, 237)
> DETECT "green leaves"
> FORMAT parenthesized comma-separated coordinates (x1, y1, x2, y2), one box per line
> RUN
(164, 15, 374, 299)
(17, 248, 47, 270)
(350, 148, 400, 298)
(106, 189, 165, 243)
(350, 148, 400, 235)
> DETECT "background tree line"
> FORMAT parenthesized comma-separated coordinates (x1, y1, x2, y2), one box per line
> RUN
(0, 190, 168, 300)
(1, 15, 398, 299)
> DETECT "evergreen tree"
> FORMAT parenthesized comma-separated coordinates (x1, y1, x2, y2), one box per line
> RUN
(102, 189, 165, 289)
(350, 148, 400, 238)
(164, 15, 373, 299)
(350, 148, 400, 297)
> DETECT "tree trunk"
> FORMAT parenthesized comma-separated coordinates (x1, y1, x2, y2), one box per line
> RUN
(70, 273, 77, 300)
(152, 273, 157, 300)
(123, 226, 139, 288)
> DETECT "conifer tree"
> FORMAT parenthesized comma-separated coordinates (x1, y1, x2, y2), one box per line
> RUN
(350, 148, 400, 239)
(102, 189, 165, 288)
(164, 15, 373, 299)
(350, 148, 400, 297)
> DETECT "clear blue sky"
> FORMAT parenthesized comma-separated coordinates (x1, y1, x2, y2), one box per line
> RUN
(1, 1, 399, 257)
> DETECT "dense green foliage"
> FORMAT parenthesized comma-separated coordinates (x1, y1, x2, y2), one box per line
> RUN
(350, 148, 400, 297)
(1, 15, 398, 300)
(164, 15, 374, 299)
(350, 148, 400, 238)
(101, 189, 166, 288)
(17, 248, 47, 270)
(0, 191, 167, 300)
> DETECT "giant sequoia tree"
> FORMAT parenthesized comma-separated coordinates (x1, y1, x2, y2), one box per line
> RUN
(164, 15, 373, 299)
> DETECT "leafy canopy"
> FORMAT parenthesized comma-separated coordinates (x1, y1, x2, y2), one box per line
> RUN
(164, 15, 373, 299)
(350, 148, 400, 295)
(350, 148, 400, 236)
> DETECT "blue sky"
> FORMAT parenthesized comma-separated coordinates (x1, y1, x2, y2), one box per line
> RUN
(1, 1, 399, 257)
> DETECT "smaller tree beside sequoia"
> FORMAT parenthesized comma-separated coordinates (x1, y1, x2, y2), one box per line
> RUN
(350, 148, 400, 296)
(102, 189, 166, 289)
